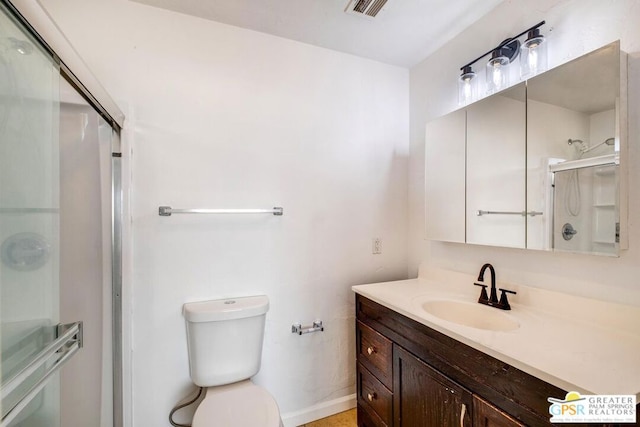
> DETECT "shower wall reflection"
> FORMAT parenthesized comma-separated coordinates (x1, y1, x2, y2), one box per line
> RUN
(59, 77, 114, 427)
(553, 163, 618, 255)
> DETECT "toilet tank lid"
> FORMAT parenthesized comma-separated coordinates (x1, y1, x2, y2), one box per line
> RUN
(183, 295, 269, 322)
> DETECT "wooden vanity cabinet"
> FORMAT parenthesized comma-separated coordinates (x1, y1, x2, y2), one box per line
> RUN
(355, 294, 640, 427)
(356, 294, 629, 427)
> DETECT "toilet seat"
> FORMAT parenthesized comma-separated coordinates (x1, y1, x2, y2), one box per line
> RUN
(192, 380, 282, 427)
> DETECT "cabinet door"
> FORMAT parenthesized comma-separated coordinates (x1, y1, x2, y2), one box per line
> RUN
(425, 109, 466, 242)
(393, 345, 472, 427)
(526, 41, 624, 254)
(473, 395, 525, 427)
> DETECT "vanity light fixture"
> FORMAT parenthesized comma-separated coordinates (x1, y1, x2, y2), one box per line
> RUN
(458, 65, 477, 105)
(459, 21, 546, 98)
(520, 28, 548, 78)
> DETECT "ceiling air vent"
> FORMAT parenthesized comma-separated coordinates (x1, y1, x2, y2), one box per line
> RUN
(344, 0, 390, 18)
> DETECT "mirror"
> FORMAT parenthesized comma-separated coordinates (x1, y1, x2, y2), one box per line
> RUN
(466, 83, 526, 248)
(424, 41, 625, 256)
(526, 41, 624, 255)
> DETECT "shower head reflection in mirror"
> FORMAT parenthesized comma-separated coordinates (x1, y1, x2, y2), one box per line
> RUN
(567, 138, 615, 157)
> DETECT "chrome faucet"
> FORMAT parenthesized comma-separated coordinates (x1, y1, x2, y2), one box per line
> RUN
(473, 263, 516, 310)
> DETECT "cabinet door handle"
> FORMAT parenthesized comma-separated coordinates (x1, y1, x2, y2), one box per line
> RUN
(367, 392, 377, 402)
(460, 403, 467, 427)
(366, 346, 376, 355)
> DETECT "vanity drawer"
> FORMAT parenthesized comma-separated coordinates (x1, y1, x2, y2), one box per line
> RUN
(357, 363, 392, 426)
(357, 320, 392, 389)
(357, 403, 386, 427)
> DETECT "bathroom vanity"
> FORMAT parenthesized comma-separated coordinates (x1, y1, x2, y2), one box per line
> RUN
(352, 271, 640, 426)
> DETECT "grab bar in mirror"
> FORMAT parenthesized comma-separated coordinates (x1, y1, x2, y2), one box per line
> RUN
(1, 321, 83, 426)
(159, 206, 283, 216)
(477, 210, 543, 217)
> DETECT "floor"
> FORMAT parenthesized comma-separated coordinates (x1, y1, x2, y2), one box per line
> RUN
(298, 409, 357, 427)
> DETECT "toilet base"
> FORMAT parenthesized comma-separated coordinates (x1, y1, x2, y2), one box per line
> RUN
(192, 380, 282, 427)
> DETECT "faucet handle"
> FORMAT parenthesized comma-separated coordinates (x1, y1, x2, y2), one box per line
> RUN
(473, 283, 489, 304)
(497, 288, 517, 310)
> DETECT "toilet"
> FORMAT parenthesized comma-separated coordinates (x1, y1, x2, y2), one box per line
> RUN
(183, 295, 283, 427)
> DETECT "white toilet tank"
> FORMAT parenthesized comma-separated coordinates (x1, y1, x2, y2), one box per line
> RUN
(183, 295, 269, 387)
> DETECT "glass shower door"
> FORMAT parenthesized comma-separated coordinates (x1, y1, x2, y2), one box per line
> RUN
(0, 4, 80, 426)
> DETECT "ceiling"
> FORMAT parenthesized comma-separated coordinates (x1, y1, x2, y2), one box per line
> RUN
(129, 0, 504, 67)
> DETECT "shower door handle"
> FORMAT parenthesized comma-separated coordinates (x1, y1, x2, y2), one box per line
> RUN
(1, 321, 83, 427)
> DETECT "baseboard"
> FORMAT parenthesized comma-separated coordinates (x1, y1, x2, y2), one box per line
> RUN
(281, 394, 356, 427)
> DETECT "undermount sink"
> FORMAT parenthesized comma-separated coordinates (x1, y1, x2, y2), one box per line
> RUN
(421, 299, 520, 332)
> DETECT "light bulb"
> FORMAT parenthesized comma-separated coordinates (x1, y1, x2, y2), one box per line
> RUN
(491, 62, 502, 88)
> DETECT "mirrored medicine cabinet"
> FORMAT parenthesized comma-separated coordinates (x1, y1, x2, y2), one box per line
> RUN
(425, 41, 627, 256)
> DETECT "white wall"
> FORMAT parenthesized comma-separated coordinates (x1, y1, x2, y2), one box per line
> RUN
(41, 0, 409, 425)
(410, 0, 640, 305)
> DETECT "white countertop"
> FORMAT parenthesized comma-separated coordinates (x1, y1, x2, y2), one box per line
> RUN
(352, 268, 640, 399)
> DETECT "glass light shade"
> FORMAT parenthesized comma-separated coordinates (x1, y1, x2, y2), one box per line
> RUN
(520, 29, 547, 78)
(458, 66, 477, 105)
(486, 49, 510, 94)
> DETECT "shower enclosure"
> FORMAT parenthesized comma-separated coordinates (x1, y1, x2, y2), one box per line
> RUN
(552, 161, 618, 255)
(1, 1, 123, 425)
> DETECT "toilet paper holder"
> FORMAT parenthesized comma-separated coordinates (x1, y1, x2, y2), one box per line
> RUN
(291, 320, 324, 335)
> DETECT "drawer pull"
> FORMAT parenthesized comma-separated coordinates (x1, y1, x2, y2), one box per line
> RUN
(366, 346, 376, 355)
(367, 392, 377, 402)
(460, 403, 467, 427)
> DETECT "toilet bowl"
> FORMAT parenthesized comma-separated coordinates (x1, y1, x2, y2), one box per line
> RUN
(183, 295, 282, 426)
(192, 380, 282, 427)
